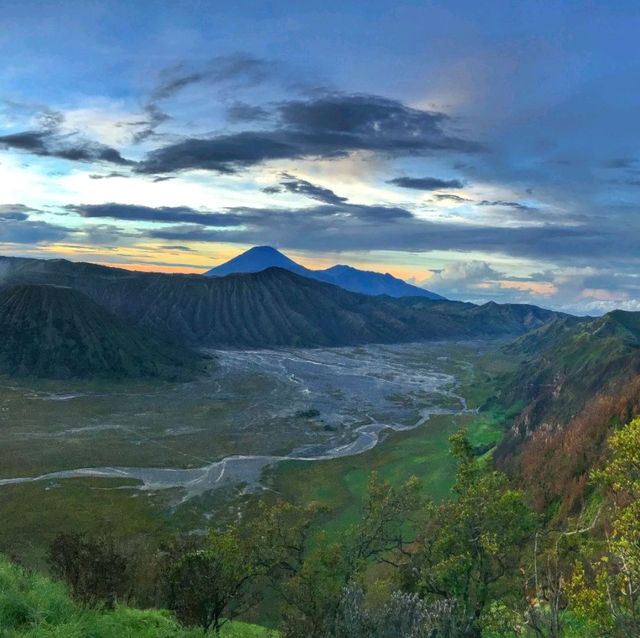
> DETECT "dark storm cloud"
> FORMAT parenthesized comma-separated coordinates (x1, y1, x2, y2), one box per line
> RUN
(136, 93, 482, 174)
(0, 130, 131, 165)
(0, 204, 40, 221)
(387, 176, 464, 190)
(265, 173, 348, 204)
(137, 133, 299, 174)
(0, 131, 49, 153)
(144, 218, 613, 262)
(276, 93, 483, 155)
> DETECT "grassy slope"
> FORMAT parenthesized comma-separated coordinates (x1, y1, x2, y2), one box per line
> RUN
(0, 478, 179, 569)
(0, 555, 275, 637)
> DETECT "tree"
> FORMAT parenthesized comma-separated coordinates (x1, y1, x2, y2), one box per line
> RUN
(163, 526, 254, 633)
(48, 532, 130, 608)
(347, 473, 422, 570)
(278, 474, 422, 638)
(248, 499, 327, 586)
(406, 430, 536, 636)
(569, 417, 640, 636)
(520, 523, 592, 638)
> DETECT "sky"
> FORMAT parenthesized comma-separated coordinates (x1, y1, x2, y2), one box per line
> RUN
(1, 0, 639, 313)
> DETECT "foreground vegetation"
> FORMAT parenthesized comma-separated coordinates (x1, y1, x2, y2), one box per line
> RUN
(4, 417, 640, 636)
(0, 554, 274, 637)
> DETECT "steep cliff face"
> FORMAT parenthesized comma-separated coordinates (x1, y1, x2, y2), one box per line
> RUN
(492, 310, 640, 515)
(496, 310, 640, 453)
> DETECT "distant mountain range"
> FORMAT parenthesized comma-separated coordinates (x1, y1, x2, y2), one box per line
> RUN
(0, 256, 562, 374)
(204, 246, 446, 299)
(0, 284, 200, 379)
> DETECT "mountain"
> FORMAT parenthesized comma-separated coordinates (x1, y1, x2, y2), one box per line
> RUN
(0, 284, 200, 379)
(205, 246, 445, 299)
(317, 264, 444, 299)
(0, 256, 559, 350)
(204, 245, 311, 277)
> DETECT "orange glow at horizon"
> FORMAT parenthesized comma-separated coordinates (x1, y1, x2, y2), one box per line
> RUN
(39, 241, 433, 282)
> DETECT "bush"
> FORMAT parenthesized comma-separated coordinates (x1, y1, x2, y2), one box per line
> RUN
(0, 554, 276, 637)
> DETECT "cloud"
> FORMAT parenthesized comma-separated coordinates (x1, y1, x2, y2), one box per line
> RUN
(129, 53, 276, 142)
(0, 203, 74, 244)
(387, 176, 464, 190)
(0, 204, 40, 221)
(66, 199, 633, 265)
(0, 211, 29, 221)
(226, 102, 271, 123)
(163, 245, 195, 252)
(130, 104, 171, 143)
(136, 92, 481, 174)
(264, 173, 348, 204)
(89, 171, 129, 179)
(603, 157, 638, 169)
(67, 201, 412, 228)
(66, 203, 248, 227)
(430, 260, 502, 286)
(0, 219, 72, 244)
(137, 132, 298, 174)
(478, 199, 536, 211)
(433, 193, 473, 203)
(424, 259, 564, 305)
(0, 130, 131, 165)
(150, 53, 273, 102)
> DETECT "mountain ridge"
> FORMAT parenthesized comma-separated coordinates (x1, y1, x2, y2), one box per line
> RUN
(0, 256, 560, 351)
